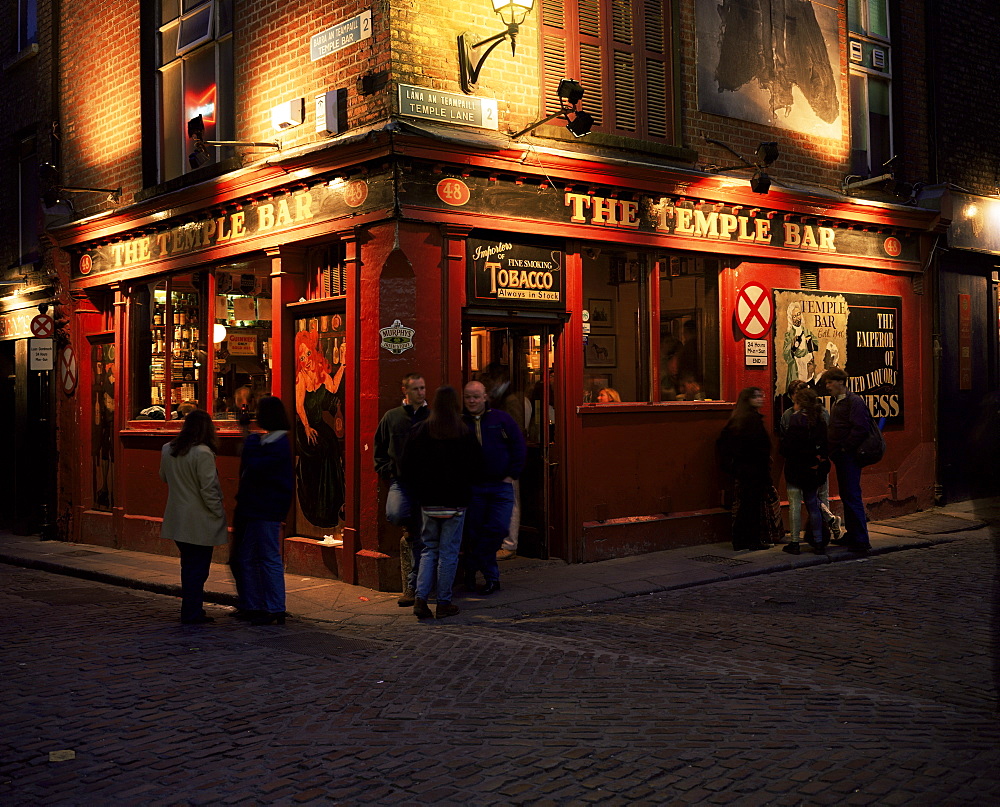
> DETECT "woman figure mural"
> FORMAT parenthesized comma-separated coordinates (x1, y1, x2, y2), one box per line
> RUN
(294, 326, 346, 528)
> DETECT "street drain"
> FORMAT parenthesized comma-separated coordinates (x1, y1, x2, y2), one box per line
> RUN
(16, 587, 147, 606)
(250, 630, 390, 659)
(689, 554, 752, 567)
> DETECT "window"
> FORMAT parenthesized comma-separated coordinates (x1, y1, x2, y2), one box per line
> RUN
(540, 0, 675, 142)
(17, 134, 40, 264)
(848, 0, 892, 176)
(157, 0, 233, 181)
(582, 248, 719, 403)
(18, 0, 37, 52)
(130, 261, 273, 421)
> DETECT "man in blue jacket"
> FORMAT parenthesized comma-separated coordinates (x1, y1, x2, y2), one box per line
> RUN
(821, 368, 871, 555)
(462, 380, 527, 594)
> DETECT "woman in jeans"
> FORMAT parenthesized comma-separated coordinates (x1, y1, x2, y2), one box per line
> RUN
(400, 385, 482, 620)
(231, 395, 294, 625)
(779, 387, 831, 554)
(159, 410, 228, 624)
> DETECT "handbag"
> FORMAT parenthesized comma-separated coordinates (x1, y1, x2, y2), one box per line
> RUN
(856, 412, 886, 467)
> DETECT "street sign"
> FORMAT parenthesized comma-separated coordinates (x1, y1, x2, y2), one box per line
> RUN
(59, 345, 79, 395)
(30, 314, 54, 338)
(398, 84, 499, 130)
(29, 338, 54, 371)
(745, 339, 768, 366)
(735, 281, 773, 339)
(309, 10, 372, 61)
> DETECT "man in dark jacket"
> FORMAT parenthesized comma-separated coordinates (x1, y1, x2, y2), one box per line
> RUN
(820, 368, 871, 554)
(373, 373, 429, 605)
(462, 380, 527, 594)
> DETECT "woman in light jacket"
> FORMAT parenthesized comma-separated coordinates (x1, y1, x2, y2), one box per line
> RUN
(159, 409, 228, 624)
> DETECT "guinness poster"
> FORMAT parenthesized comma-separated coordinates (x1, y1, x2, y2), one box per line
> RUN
(773, 289, 902, 423)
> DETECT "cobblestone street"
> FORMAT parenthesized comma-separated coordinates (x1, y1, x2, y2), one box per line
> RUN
(2, 526, 999, 806)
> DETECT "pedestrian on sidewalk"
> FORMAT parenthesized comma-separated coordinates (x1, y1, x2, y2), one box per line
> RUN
(779, 386, 831, 555)
(821, 368, 873, 555)
(158, 409, 228, 625)
(400, 385, 482, 620)
(717, 387, 784, 551)
(778, 379, 841, 552)
(462, 380, 527, 595)
(230, 395, 294, 626)
(373, 372, 429, 606)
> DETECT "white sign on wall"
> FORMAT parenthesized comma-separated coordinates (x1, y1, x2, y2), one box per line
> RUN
(745, 339, 768, 366)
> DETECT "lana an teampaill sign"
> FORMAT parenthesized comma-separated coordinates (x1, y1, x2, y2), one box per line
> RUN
(773, 289, 903, 422)
(468, 240, 564, 309)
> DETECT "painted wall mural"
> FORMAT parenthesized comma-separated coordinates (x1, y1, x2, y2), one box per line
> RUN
(697, 0, 842, 138)
(294, 316, 347, 533)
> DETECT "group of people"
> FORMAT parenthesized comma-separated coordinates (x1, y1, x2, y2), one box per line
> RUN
(374, 373, 526, 620)
(158, 398, 293, 625)
(718, 367, 875, 556)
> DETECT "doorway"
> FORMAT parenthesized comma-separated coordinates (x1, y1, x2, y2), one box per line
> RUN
(465, 322, 560, 559)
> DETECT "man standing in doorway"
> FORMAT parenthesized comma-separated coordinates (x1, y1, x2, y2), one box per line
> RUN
(462, 380, 526, 594)
(374, 373, 429, 605)
(820, 367, 871, 555)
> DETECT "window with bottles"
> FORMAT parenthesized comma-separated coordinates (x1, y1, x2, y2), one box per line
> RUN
(130, 260, 272, 422)
(582, 248, 719, 403)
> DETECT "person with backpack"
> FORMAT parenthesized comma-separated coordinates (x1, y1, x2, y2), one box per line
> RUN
(820, 368, 875, 555)
(779, 386, 831, 555)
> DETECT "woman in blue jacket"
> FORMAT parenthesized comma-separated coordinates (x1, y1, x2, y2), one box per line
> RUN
(232, 395, 295, 625)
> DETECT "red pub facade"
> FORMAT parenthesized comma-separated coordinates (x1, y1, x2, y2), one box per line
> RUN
(36, 0, 940, 590)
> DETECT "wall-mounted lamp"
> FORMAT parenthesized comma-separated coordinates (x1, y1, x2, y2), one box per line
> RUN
(39, 163, 122, 205)
(703, 138, 780, 195)
(187, 114, 281, 170)
(510, 79, 594, 139)
(458, 0, 536, 94)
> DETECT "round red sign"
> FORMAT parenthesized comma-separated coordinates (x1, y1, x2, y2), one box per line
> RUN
(883, 236, 902, 257)
(735, 281, 774, 339)
(436, 177, 471, 207)
(59, 345, 79, 396)
(344, 180, 368, 208)
(79, 254, 93, 275)
(31, 314, 55, 338)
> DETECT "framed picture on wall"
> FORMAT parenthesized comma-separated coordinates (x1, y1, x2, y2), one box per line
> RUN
(588, 298, 615, 328)
(585, 335, 617, 367)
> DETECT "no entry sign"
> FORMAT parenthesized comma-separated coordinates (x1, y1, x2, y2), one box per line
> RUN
(30, 314, 54, 338)
(735, 282, 773, 339)
(59, 345, 79, 395)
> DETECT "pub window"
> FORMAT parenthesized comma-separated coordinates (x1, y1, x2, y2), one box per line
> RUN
(847, 0, 892, 176)
(130, 260, 272, 421)
(582, 248, 719, 403)
(540, 0, 676, 143)
(156, 0, 234, 182)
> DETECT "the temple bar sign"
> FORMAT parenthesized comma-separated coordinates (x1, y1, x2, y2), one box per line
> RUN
(468, 240, 564, 309)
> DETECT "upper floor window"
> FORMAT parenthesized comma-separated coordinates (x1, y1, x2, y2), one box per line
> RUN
(157, 0, 234, 182)
(540, 0, 676, 143)
(18, 0, 37, 52)
(848, 0, 892, 176)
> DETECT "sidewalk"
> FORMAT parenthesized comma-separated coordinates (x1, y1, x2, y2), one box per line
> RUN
(2, 499, 996, 630)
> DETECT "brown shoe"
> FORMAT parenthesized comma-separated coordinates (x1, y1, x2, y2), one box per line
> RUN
(435, 602, 460, 619)
(397, 588, 416, 607)
(496, 549, 516, 561)
(413, 598, 433, 619)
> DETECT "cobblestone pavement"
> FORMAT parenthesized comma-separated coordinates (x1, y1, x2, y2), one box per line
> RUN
(2, 526, 999, 806)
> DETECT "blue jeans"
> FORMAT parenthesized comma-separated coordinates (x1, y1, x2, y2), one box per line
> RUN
(231, 519, 285, 613)
(787, 478, 836, 540)
(175, 541, 215, 622)
(800, 485, 824, 545)
(466, 481, 516, 584)
(386, 479, 424, 591)
(416, 509, 467, 605)
(834, 453, 870, 548)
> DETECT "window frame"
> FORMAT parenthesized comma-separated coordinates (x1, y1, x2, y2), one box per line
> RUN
(847, 0, 893, 176)
(538, 0, 679, 144)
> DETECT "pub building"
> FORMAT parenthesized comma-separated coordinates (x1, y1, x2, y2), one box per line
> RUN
(50, 118, 937, 592)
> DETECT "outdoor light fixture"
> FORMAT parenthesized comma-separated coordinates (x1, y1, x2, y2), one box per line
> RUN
(187, 114, 280, 170)
(841, 155, 901, 195)
(510, 79, 594, 139)
(39, 163, 122, 205)
(704, 138, 780, 195)
(458, 0, 536, 94)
